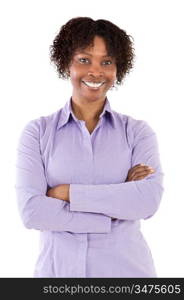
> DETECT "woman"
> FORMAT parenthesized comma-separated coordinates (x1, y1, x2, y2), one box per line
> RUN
(15, 17, 164, 277)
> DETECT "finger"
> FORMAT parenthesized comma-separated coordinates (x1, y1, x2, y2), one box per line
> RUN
(128, 164, 145, 173)
(132, 170, 155, 180)
(128, 165, 154, 176)
(131, 163, 151, 170)
(133, 169, 154, 176)
(126, 165, 155, 181)
(128, 172, 153, 181)
(130, 169, 154, 179)
(135, 166, 154, 172)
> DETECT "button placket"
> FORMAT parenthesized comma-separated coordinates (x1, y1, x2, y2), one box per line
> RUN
(80, 121, 93, 155)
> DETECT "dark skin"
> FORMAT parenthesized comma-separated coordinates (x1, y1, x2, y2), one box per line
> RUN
(46, 36, 155, 218)
(46, 164, 155, 221)
(126, 164, 155, 181)
(46, 164, 155, 202)
(67, 36, 117, 134)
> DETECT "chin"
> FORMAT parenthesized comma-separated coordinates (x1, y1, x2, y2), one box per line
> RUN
(85, 95, 106, 102)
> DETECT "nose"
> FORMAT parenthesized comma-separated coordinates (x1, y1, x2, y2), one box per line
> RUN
(87, 62, 104, 77)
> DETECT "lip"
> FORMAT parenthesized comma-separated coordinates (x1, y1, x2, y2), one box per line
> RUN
(82, 80, 105, 89)
(82, 80, 105, 84)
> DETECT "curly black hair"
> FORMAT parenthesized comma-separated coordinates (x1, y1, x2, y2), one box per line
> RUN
(49, 17, 135, 85)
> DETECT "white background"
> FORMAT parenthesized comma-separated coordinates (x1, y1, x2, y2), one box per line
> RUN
(0, 0, 183, 277)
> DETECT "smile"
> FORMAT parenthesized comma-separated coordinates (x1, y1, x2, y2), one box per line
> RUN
(82, 81, 105, 88)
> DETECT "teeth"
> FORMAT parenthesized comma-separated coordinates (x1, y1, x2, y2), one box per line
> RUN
(83, 81, 104, 88)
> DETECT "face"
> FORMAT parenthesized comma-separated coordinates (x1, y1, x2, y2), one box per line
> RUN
(68, 35, 117, 103)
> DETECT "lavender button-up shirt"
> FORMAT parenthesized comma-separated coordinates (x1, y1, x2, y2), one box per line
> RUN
(15, 97, 164, 277)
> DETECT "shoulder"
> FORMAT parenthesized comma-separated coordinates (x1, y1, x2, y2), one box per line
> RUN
(111, 110, 156, 147)
(20, 107, 63, 140)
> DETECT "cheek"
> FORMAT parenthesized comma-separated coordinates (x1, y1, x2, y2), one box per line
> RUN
(69, 63, 84, 80)
(112, 67, 117, 80)
(70, 72, 82, 86)
(106, 71, 117, 85)
(107, 66, 117, 81)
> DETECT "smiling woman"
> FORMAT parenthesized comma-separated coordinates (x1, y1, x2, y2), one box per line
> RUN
(49, 17, 134, 130)
(15, 17, 164, 278)
(49, 17, 134, 84)
(69, 36, 117, 99)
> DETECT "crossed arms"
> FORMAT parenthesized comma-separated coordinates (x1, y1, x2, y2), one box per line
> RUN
(15, 119, 164, 233)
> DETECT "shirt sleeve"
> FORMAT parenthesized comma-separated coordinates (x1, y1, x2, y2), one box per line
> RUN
(69, 119, 164, 221)
(15, 119, 111, 233)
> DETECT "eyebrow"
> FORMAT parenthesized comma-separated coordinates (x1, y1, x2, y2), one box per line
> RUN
(76, 51, 112, 58)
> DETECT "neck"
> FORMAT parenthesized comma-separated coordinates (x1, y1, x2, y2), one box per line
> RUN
(71, 97, 106, 122)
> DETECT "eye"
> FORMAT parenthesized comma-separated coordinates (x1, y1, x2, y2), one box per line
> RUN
(102, 60, 113, 65)
(79, 58, 89, 64)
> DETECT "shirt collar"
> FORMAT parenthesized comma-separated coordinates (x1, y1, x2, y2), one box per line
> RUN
(57, 97, 115, 130)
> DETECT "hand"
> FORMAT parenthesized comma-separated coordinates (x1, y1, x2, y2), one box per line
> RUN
(46, 184, 70, 202)
(125, 164, 155, 182)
